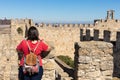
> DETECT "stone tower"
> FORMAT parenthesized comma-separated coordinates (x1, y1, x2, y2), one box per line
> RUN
(107, 10, 115, 19)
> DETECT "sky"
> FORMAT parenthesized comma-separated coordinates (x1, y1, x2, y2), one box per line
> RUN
(0, 0, 120, 23)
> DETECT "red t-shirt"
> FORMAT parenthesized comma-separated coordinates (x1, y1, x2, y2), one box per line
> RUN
(16, 39, 48, 66)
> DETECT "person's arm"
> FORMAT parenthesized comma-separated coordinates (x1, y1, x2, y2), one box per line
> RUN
(42, 40, 54, 51)
(40, 40, 54, 58)
(16, 40, 24, 60)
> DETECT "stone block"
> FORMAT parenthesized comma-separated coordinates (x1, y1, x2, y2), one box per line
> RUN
(100, 61, 113, 71)
(86, 71, 101, 78)
(78, 56, 92, 64)
(102, 70, 113, 76)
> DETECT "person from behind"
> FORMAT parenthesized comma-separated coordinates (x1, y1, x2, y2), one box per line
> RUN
(16, 26, 52, 80)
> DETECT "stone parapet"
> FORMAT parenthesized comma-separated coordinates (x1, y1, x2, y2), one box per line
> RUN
(42, 59, 56, 80)
(74, 41, 113, 80)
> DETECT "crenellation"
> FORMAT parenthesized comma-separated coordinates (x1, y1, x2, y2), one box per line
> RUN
(115, 19, 120, 23)
(93, 29, 99, 41)
(80, 29, 84, 41)
(89, 24, 94, 27)
(101, 19, 105, 23)
(86, 29, 91, 41)
(33, 23, 95, 28)
(43, 23, 47, 27)
(116, 32, 120, 51)
(69, 24, 73, 27)
(58, 24, 62, 27)
(103, 30, 111, 42)
(64, 24, 68, 27)
(79, 28, 120, 42)
(94, 19, 101, 25)
(47, 23, 53, 27)
(66, 24, 70, 27)
(45, 23, 49, 27)
(83, 24, 86, 27)
(86, 24, 90, 27)
(67, 24, 70, 27)
(79, 24, 83, 28)
(74, 24, 79, 27)
(1, 10, 120, 80)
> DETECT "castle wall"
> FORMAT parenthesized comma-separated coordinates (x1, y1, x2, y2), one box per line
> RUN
(9, 18, 120, 59)
(116, 32, 120, 51)
(93, 29, 99, 41)
(80, 28, 118, 42)
(0, 34, 70, 80)
(74, 41, 113, 80)
(1, 17, 120, 80)
(94, 19, 120, 29)
(36, 26, 80, 59)
(0, 19, 80, 80)
(0, 34, 18, 80)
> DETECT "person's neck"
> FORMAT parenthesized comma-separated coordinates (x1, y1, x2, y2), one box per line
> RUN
(31, 40, 37, 44)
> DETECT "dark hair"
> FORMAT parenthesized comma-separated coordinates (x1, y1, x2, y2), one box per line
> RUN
(27, 26, 39, 41)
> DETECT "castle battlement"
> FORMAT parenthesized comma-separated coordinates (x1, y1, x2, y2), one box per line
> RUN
(0, 10, 120, 80)
(80, 28, 120, 51)
(36, 23, 95, 28)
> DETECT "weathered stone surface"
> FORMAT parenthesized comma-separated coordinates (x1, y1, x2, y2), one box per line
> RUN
(0, 15, 120, 80)
(100, 61, 113, 71)
(43, 59, 55, 69)
(74, 41, 113, 80)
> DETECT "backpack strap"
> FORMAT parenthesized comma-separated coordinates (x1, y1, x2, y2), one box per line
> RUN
(26, 41, 31, 52)
(26, 40, 40, 53)
(33, 40, 40, 52)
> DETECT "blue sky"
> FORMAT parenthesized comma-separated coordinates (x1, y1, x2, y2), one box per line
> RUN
(0, 0, 120, 23)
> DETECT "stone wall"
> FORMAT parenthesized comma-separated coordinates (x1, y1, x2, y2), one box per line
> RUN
(80, 28, 118, 42)
(0, 34, 18, 80)
(54, 57, 73, 80)
(74, 41, 113, 80)
(0, 33, 58, 80)
(0, 11, 120, 79)
(42, 59, 56, 80)
(36, 26, 80, 59)
(0, 33, 71, 80)
(2, 17, 120, 60)
(80, 28, 120, 51)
